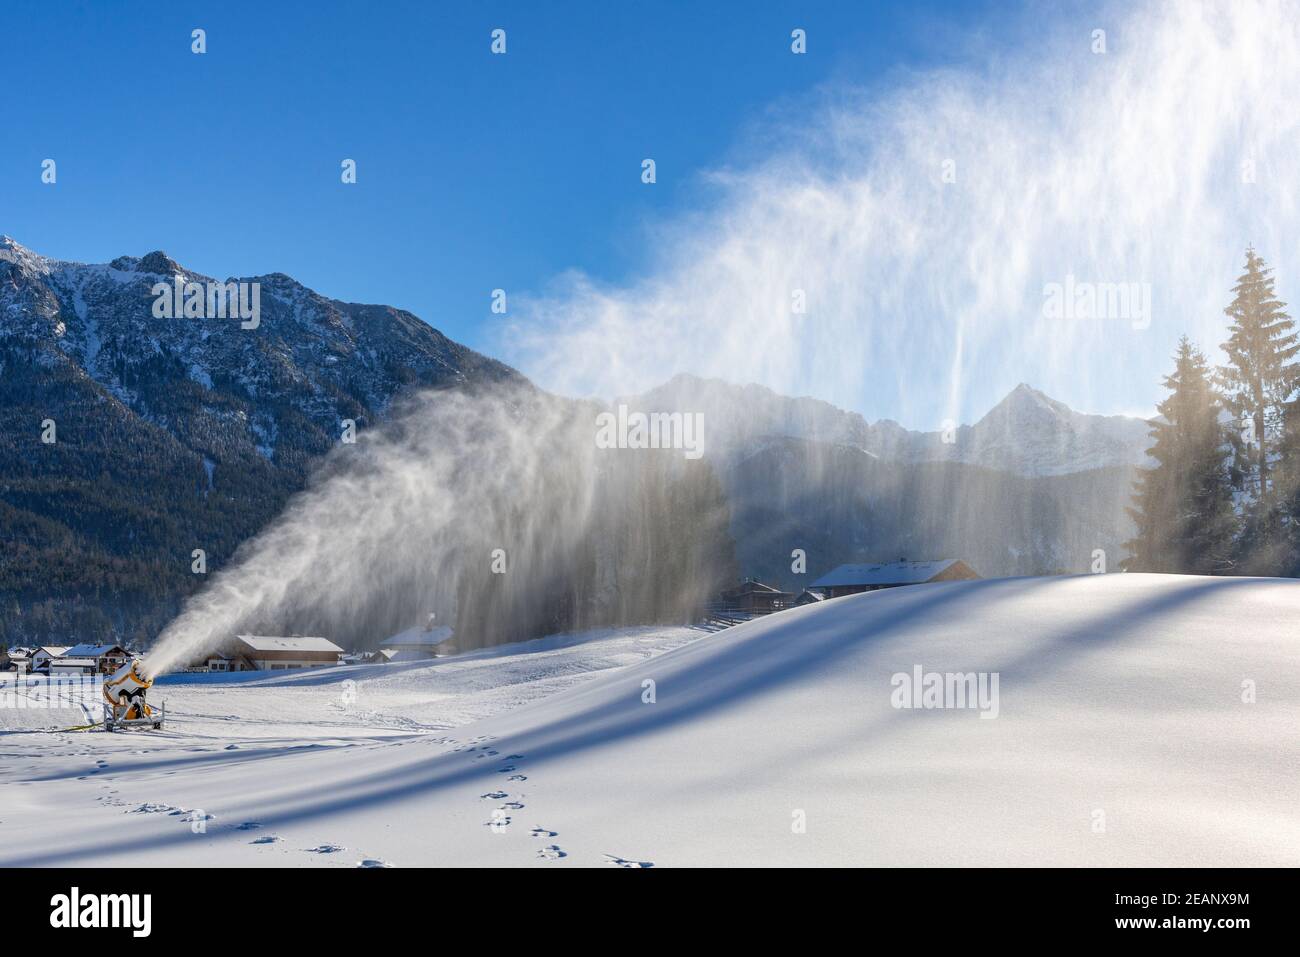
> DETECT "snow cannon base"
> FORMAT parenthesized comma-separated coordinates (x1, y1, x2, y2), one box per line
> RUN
(103, 700, 165, 732)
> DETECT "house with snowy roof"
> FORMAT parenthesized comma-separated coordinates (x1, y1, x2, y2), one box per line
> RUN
(378, 623, 455, 661)
(3, 647, 32, 672)
(29, 646, 70, 674)
(809, 560, 979, 598)
(49, 656, 99, 676)
(792, 588, 827, 607)
(62, 643, 131, 674)
(204, 635, 344, 672)
(718, 579, 795, 614)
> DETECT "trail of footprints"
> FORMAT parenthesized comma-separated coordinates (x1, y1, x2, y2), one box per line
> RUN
(92, 732, 650, 868)
(465, 739, 566, 860)
(116, 793, 385, 867)
(97, 754, 388, 867)
(123, 808, 384, 866)
(458, 736, 651, 866)
(79, 744, 390, 866)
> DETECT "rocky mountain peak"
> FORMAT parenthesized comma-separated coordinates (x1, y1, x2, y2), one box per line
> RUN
(135, 250, 184, 276)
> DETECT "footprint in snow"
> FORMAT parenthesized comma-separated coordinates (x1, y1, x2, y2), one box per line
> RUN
(480, 791, 509, 800)
(173, 809, 215, 822)
(485, 815, 512, 829)
(537, 845, 567, 860)
(357, 859, 393, 868)
(250, 835, 280, 845)
(496, 765, 517, 773)
(235, 821, 263, 831)
(304, 844, 345, 854)
(500, 801, 525, 810)
(507, 774, 527, 782)
(129, 803, 178, 814)
(605, 855, 655, 869)
(530, 826, 557, 838)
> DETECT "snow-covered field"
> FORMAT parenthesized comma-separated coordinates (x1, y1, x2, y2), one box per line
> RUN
(2, 574, 1297, 867)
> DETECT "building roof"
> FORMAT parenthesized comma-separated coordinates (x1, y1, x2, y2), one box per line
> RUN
(723, 579, 788, 596)
(794, 589, 826, 602)
(49, 656, 97, 667)
(234, 635, 344, 654)
(382, 625, 454, 647)
(810, 560, 965, 588)
(64, 643, 128, 658)
(379, 648, 440, 662)
(32, 646, 69, 657)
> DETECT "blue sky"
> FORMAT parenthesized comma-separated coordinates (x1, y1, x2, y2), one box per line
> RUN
(3, 2, 1020, 394)
(7, 2, 1288, 429)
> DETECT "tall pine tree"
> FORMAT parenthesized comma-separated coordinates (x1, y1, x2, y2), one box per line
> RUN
(1218, 248, 1300, 572)
(1123, 337, 1237, 573)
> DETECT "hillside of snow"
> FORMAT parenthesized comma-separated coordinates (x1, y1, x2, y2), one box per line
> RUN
(2, 575, 1296, 867)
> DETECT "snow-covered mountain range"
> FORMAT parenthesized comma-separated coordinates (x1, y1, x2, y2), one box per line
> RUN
(1, 234, 1151, 643)
(628, 375, 1149, 583)
(0, 235, 521, 644)
(634, 373, 1152, 478)
(0, 234, 521, 431)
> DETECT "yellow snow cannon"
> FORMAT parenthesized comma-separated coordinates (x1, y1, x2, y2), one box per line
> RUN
(103, 659, 165, 731)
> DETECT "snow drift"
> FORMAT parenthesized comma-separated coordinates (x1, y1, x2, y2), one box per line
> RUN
(2, 574, 1296, 867)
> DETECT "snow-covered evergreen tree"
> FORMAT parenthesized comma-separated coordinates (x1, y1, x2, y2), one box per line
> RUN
(1218, 249, 1300, 571)
(1124, 338, 1237, 573)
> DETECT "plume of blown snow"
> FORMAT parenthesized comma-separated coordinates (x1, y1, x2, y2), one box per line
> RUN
(145, 385, 598, 676)
(504, 0, 1300, 430)
(149, 0, 1300, 673)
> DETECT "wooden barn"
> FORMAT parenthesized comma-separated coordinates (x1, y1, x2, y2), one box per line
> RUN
(792, 588, 827, 607)
(718, 579, 795, 614)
